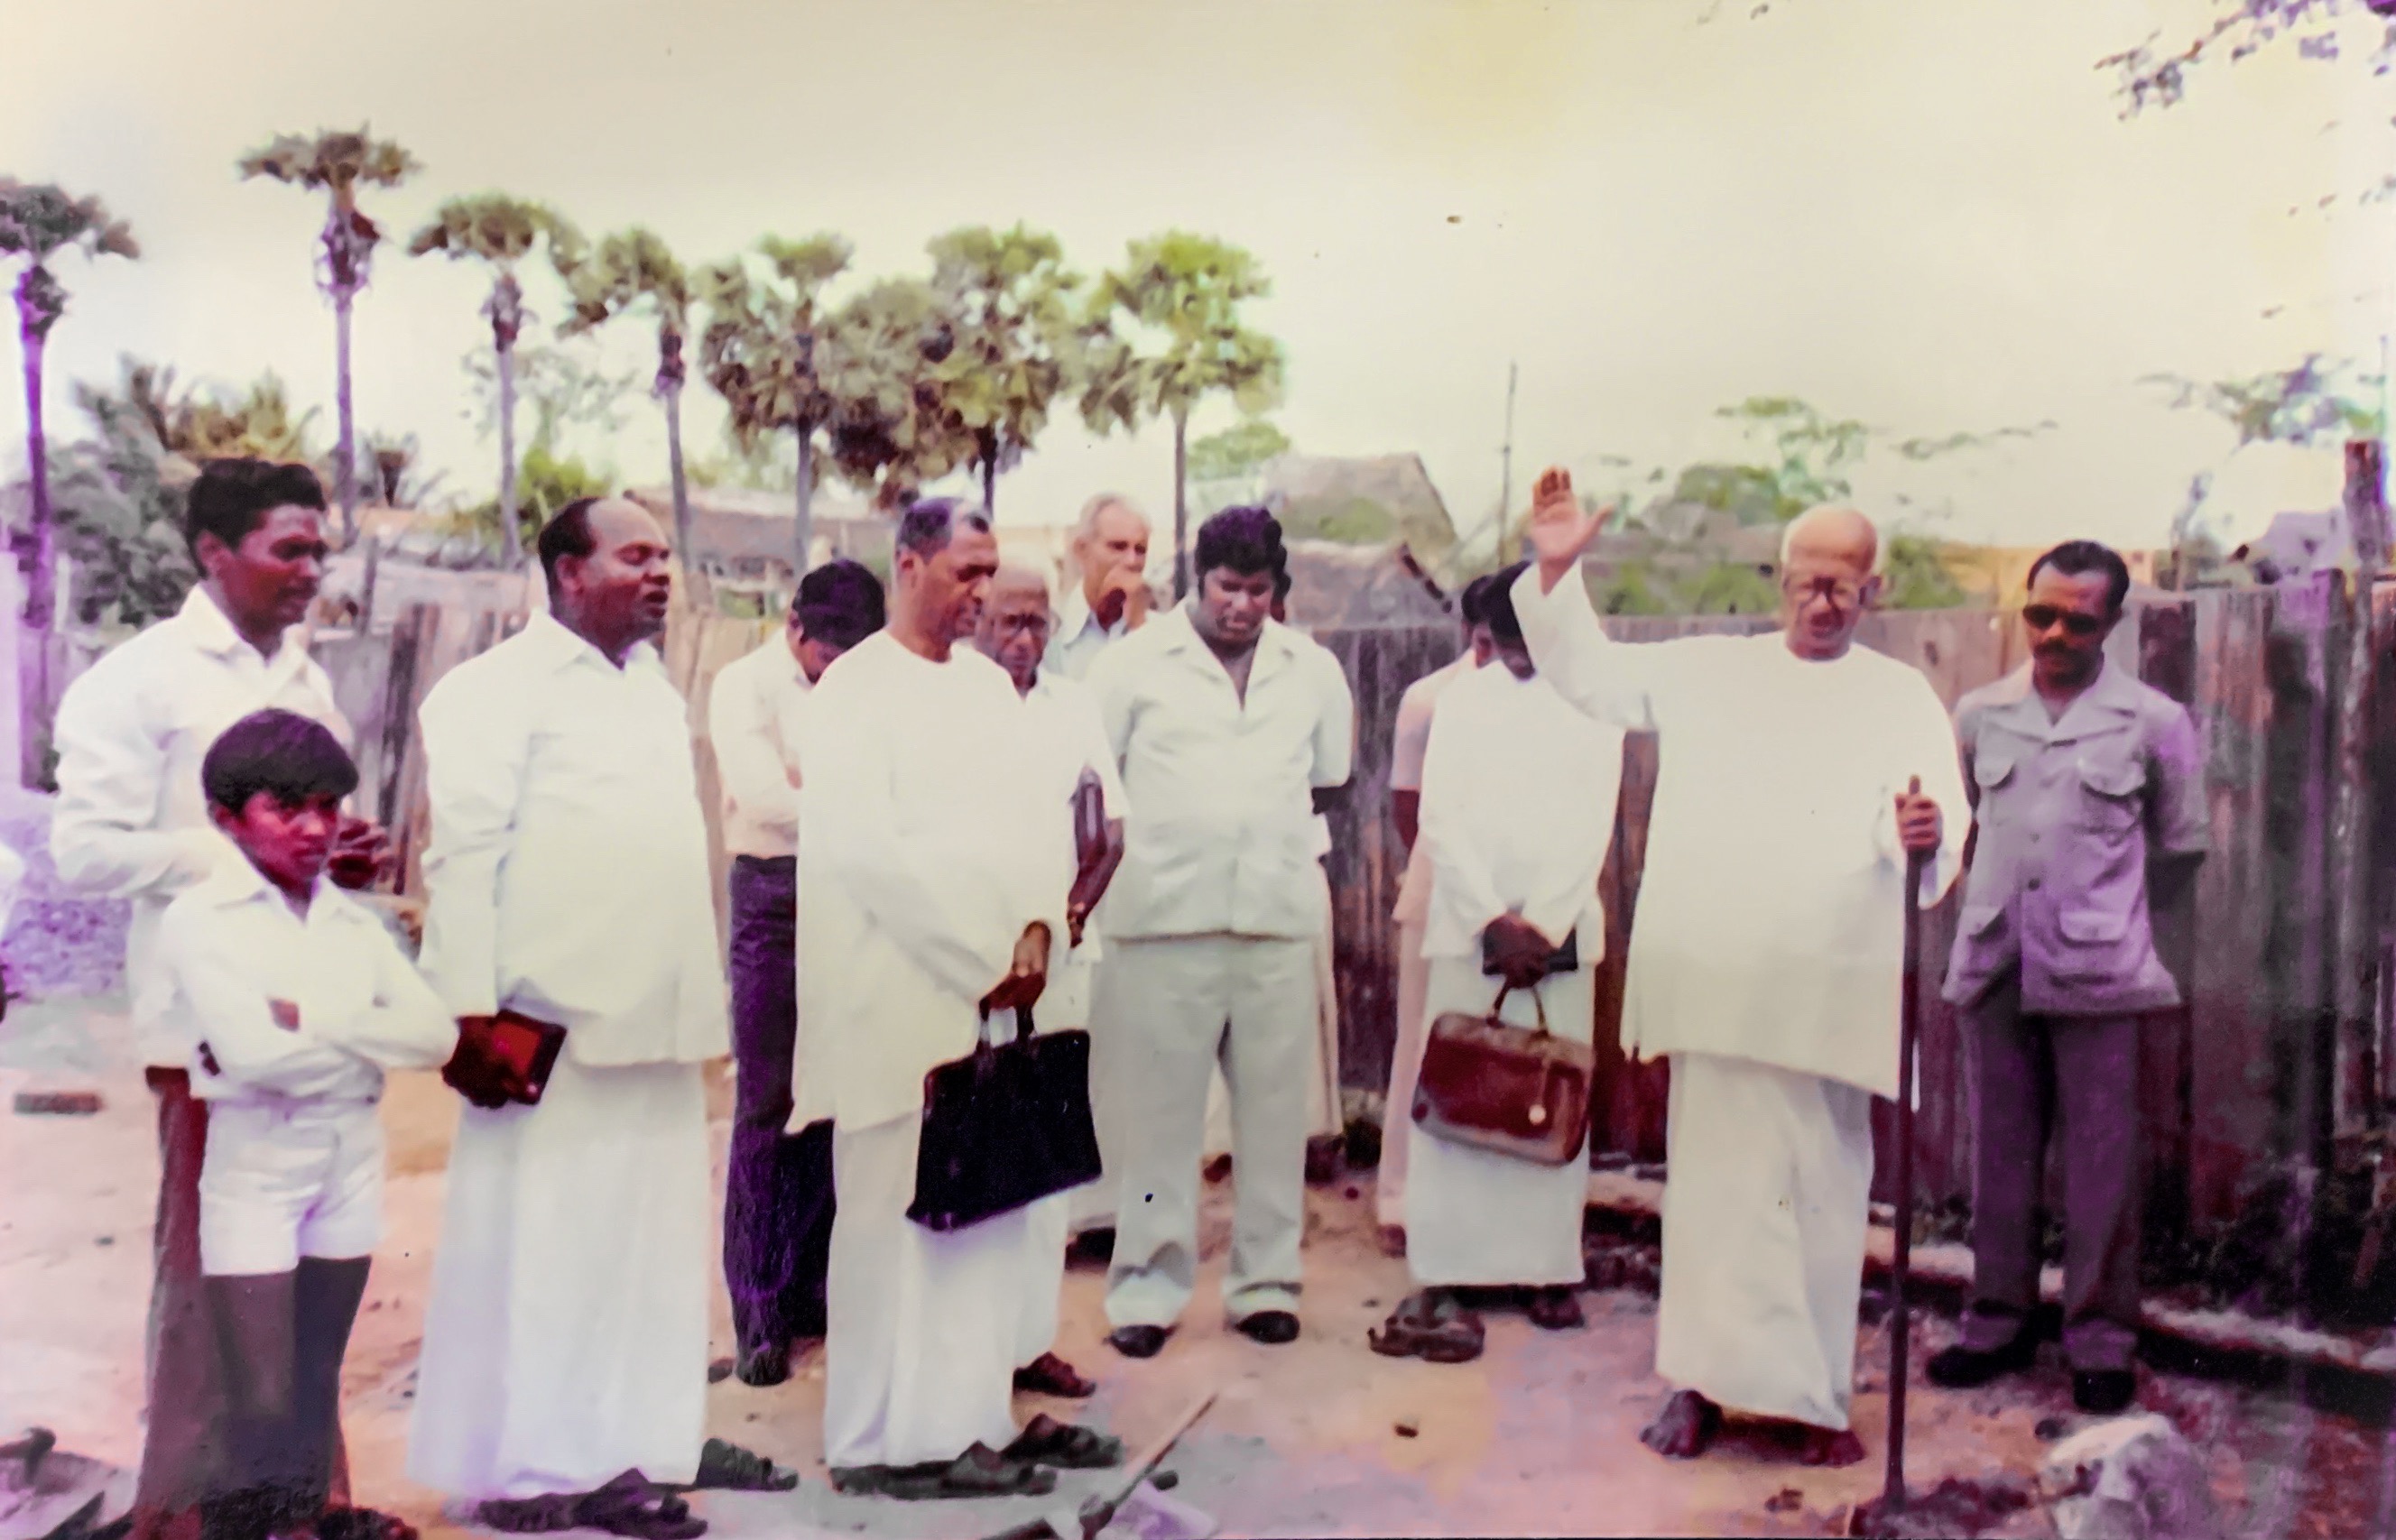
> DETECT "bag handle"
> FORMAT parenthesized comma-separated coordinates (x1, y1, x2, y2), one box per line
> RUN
(976, 1002, 1037, 1048)
(1487, 982, 1553, 1039)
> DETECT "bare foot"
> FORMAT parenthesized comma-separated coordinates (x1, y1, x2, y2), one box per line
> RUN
(1795, 1425, 1866, 1467)
(1640, 1390, 1723, 1459)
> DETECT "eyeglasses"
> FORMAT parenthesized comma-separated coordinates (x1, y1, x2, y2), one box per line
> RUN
(2021, 604, 2107, 638)
(1780, 575, 1866, 610)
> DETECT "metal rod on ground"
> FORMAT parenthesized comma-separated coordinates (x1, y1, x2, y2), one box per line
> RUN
(1882, 822, 1929, 1517)
(982, 1388, 1220, 1540)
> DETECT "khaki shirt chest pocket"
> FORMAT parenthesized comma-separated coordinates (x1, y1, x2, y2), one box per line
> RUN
(2073, 751, 2146, 835)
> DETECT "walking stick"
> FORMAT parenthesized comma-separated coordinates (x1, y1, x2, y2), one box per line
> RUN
(1881, 784, 1930, 1518)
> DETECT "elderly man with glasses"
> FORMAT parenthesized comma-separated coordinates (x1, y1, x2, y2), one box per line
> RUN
(1929, 539, 2206, 1416)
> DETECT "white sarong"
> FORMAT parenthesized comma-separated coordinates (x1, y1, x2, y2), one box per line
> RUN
(828, 1114, 1029, 1470)
(1406, 961, 1595, 1288)
(1654, 1051, 1875, 1430)
(407, 1056, 709, 1499)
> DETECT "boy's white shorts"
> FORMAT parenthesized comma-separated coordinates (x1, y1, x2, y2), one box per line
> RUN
(199, 1100, 385, 1276)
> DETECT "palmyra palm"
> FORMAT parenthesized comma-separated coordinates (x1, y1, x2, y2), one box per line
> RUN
(557, 227, 697, 558)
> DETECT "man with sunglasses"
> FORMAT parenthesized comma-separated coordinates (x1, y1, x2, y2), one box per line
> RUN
(1929, 540, 2206, 1416)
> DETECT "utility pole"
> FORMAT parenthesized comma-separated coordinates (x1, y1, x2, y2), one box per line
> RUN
(1496, 361, 1519, 560)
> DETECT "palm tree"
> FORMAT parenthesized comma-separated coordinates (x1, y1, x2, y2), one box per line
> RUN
(238, 126, 420, 546)
(697, 233, 852, 574)
(1080, 232, 1284, 597)
(556, 228, 697, 556)
(410, 195, 578, 569)
(928, 224, 1082, 518)
(0, 180, 138, 640)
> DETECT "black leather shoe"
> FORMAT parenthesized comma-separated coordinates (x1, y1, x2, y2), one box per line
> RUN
(1926, 1333, 2037, 1389)
(2073, 1369, 2136, 1416)
(1108, 1324, 1171, 1360)
(735, 1340, 791, 1388)
(1235, 1310, 1300, 1346)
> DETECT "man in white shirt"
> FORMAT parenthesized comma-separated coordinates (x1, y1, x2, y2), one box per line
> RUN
(1511, 468, 1966, 1468)
(1376, 573, 1498, 1252)
(51, 457, 388, 1540)
(801, 503, 1114, 1499)
(708, 558, 883, 1388)
(408, 498, 791, 1530)
(1088, 507, 1355, 1360)
(974, 565, 1129, 1404)
(1044, 494, 1152, 682)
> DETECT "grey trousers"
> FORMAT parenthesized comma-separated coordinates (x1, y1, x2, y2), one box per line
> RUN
(1095, 934, 1315, 1330)
(1957, 975, 2143, 1373)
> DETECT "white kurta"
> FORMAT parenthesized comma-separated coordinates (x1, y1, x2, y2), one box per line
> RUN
(1406, 666, 1621, 1288)
(798, 634, 1069, 1469)
(1510, 567, 1966, 1426)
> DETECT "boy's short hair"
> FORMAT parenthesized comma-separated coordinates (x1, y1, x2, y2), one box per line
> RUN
(794, 558, 886, 649)
(201, 709, 359, 816)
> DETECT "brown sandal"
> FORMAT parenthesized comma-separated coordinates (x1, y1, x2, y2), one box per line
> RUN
(1368, 1290, 1485, 1364)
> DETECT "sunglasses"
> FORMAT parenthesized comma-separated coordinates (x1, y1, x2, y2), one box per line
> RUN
(1780, 575, 1867, 609)
(2021, 604, 2107, 638)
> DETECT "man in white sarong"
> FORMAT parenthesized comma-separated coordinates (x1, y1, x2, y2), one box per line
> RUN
(1089, 507, 1355, 1360)
(801, 503, 1120, 1500)
(1369, 564, 1622, 1362)
(1376, 572, 1498, 1253)
(1511, 467, 1966, 1466)
(408, 498, 792, 1532)
(973, 567, 1129, 1406)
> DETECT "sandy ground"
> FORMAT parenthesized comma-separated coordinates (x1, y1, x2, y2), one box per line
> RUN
(3, 994, 2387, 1540)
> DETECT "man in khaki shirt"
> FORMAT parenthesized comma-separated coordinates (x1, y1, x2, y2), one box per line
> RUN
(1930, 540, 2206, 1416)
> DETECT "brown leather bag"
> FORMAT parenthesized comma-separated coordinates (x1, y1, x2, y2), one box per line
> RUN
(1412, 983, 1595, 1167)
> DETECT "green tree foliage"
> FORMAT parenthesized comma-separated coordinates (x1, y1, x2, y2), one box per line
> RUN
(928, 224, 1085, 517)
(0, 179, 139, 639)
(410, 195, 578, 569)
(697, 233, 852, 568)
(1187, 419, 1291, 482)
(2144, 354, 2384, 447)
(1079, 232, 1285, 595)
(1883, 533, 1967, 610)
(556, 227, 696, 551)
(238, 127, 419, 544)
(819, 277, 976, 512)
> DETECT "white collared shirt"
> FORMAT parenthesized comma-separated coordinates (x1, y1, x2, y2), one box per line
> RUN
(1042, 583, 1130, 682)
(1088, 605, 1355, 941)
(161, 859, 456, 1107)
(795, 633, 1071, 1130)
(51, 586, 354, 1067)
(415, 611, 730, 1066)
(1390, 653, 1476, 925)
(708, 636, 810, 861)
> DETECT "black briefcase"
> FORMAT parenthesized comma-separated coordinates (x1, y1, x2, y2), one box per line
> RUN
(908, 1005, 1105, 1233)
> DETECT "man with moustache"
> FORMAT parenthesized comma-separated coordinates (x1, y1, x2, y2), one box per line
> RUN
(1929, 540, 2206, 1416)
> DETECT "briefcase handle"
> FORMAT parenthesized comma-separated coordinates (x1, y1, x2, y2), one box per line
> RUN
(1487, 983, 1553, 1039)
(975, 1002, 1036, 1049)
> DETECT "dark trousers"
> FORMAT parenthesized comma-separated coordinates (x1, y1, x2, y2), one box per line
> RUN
(201, 1258, 370, 1540)
(132, 1071, 351, 1540)
(1957, 976, 2143, 1373)
(722, 855, 835, 1350)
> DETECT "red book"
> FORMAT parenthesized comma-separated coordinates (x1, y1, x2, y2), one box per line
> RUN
(487, 1010, 569, 1104)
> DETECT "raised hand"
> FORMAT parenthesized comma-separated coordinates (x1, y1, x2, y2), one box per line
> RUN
(1524, 466, 1614, 591)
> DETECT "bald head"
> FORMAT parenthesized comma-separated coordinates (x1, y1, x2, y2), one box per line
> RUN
(977, 564, 1056, 694)
(1073, 495, 1152, 613)
(1777, 504, 1884, 661)
(538, 494, 674, 663)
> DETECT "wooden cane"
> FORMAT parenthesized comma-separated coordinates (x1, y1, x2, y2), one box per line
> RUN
(1882, 780, 1930, 1517)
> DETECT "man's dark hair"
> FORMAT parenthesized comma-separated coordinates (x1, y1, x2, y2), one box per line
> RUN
(1458, 571, 1504, 628)
(2026, 539, 2132, 614)
(1482, 562, 1529, 644)
(794, 558, 885, 649)
(895, 497, 992, 559)
(537, 496, 607, 587)
(1272, 563, 1294, 603)
(1192, 506, 1285, 582)
(184, 458, 327, 561)
(201, 709, 358, 816)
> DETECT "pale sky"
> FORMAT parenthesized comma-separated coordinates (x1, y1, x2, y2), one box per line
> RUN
(5, 0, 2391, 553)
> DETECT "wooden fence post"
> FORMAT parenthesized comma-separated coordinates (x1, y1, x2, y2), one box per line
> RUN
(2333, 443, 2390, 1138)
(376, 605, 432, 832)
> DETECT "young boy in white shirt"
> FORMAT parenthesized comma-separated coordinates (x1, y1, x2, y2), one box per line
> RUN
(162, 709, 457, 1540)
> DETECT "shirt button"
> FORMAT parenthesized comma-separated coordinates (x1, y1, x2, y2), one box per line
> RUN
(2027, 878, 2041, 890)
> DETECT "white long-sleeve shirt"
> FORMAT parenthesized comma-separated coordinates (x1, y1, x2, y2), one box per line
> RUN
(1510, 567, 1968, 1099)
(707, 637, 809, 861)
(415, 611, 729, 1066)
(161, 859, 456, 1107)
(50, 587, 353, 1067)
(794, 634, 1072, 1130)
(1089, 607, 1355, 942)
(1418, 664, 1623, 963)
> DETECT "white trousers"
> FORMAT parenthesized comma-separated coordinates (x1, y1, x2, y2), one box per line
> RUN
(1097, 935, 1315, 1329)
(1015, 1191, 1072, 1365)
(1405, 963, 1595, 1289)
(199, 1098, 385, 1276)
(1376, 917, 1431, 1228)
(1654, 1051, 1875, 1430)
(826, 1114, 1029, 1470)
(1201, 869, 1343, 1158)
(406, 1056, 710, 1499)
